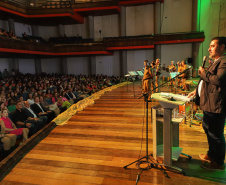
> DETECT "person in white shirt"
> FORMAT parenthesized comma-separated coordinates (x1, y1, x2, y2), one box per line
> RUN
(188, 37, 226, 171)
(24, 101, 48, 126)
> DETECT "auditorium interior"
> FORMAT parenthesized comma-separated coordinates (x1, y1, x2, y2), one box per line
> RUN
(0, 0, 226, 184)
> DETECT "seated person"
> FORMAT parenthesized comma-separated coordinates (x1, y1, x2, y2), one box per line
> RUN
(11, 101, 41, 136)
(51, 93, 67, 112)
(0, 133, 17, 157)
(9, 91, 17, 102)
(2, 30, 8, 37)
(8, 31, 17, 39)
(39, 96, 66, 116)
(65, 88, 83, 104)
(22, 32, 29, 40)
(60, 91, 72, 108)
(18, 96, 25, 107)
(46, 89, 52, 99)
(39, 96, 61, 116)
(31, 96, 55, 123)
(58, 96, 71, 109)
(64, 89, 75, 104)
(23, 101, 48, 126)
(27, 93, 34, 105)
(1, 109, 29, 144)
(0, 29, 4, 36)
(7, 99, 16, 113)
(0, 101, 6, 111)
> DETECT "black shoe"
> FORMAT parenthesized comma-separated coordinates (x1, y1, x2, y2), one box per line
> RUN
(200, 162, 225, 171)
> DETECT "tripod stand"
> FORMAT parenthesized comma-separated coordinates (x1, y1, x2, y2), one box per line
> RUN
(123, 95, 151, 168)
(123, 94, 170, 181)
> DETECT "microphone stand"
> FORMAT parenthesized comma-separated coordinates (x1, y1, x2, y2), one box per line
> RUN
(123, 67, 192, 182)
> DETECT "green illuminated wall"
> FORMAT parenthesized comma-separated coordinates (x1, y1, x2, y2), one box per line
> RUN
(196, 0, 223, 68)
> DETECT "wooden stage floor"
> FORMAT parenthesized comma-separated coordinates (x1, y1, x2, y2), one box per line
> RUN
(0, 81, 226, 185)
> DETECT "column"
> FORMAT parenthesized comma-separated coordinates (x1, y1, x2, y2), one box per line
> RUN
(31, 25, 43, 74)
(8, 19, 15, 33)
(154, 2, 161, 60)
(8, 19, 18, 74)
(58, 25, 68, 74)
(34, 58, 42, 74)
(192, 0, 200, 77)
(119, 6, 127, 76)
(61, 58, 68, 75)
(90, 57, 96, 75)
(88, 16, 94, 39)
(31, 25, 39, 37)
(8, 58, 19, 75)
(58, 24, 65, 37)
(88, 16, 96, 75)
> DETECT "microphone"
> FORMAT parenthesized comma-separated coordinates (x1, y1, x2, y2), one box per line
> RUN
(202, 56, 208, 68)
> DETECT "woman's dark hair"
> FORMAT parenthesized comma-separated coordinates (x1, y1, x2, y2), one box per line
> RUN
(1, 108, 8, 114)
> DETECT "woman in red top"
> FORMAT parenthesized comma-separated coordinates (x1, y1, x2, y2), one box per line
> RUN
(0, 109, 29, 143)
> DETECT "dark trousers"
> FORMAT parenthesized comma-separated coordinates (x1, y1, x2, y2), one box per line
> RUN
(202, 111, 225, 165)
(25, 119, 43, 136)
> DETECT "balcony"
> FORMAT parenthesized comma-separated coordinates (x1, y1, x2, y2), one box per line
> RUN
(0, 31, 204, 58)
(0, 0, 164, 25)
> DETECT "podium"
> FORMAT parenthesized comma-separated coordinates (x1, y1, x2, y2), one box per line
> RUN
(151, 93, 192, 172)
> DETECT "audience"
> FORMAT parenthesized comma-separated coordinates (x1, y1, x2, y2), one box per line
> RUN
(0, 72, 124, 159)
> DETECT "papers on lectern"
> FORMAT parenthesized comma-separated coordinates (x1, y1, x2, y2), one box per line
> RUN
(160, 92, 193, 102)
